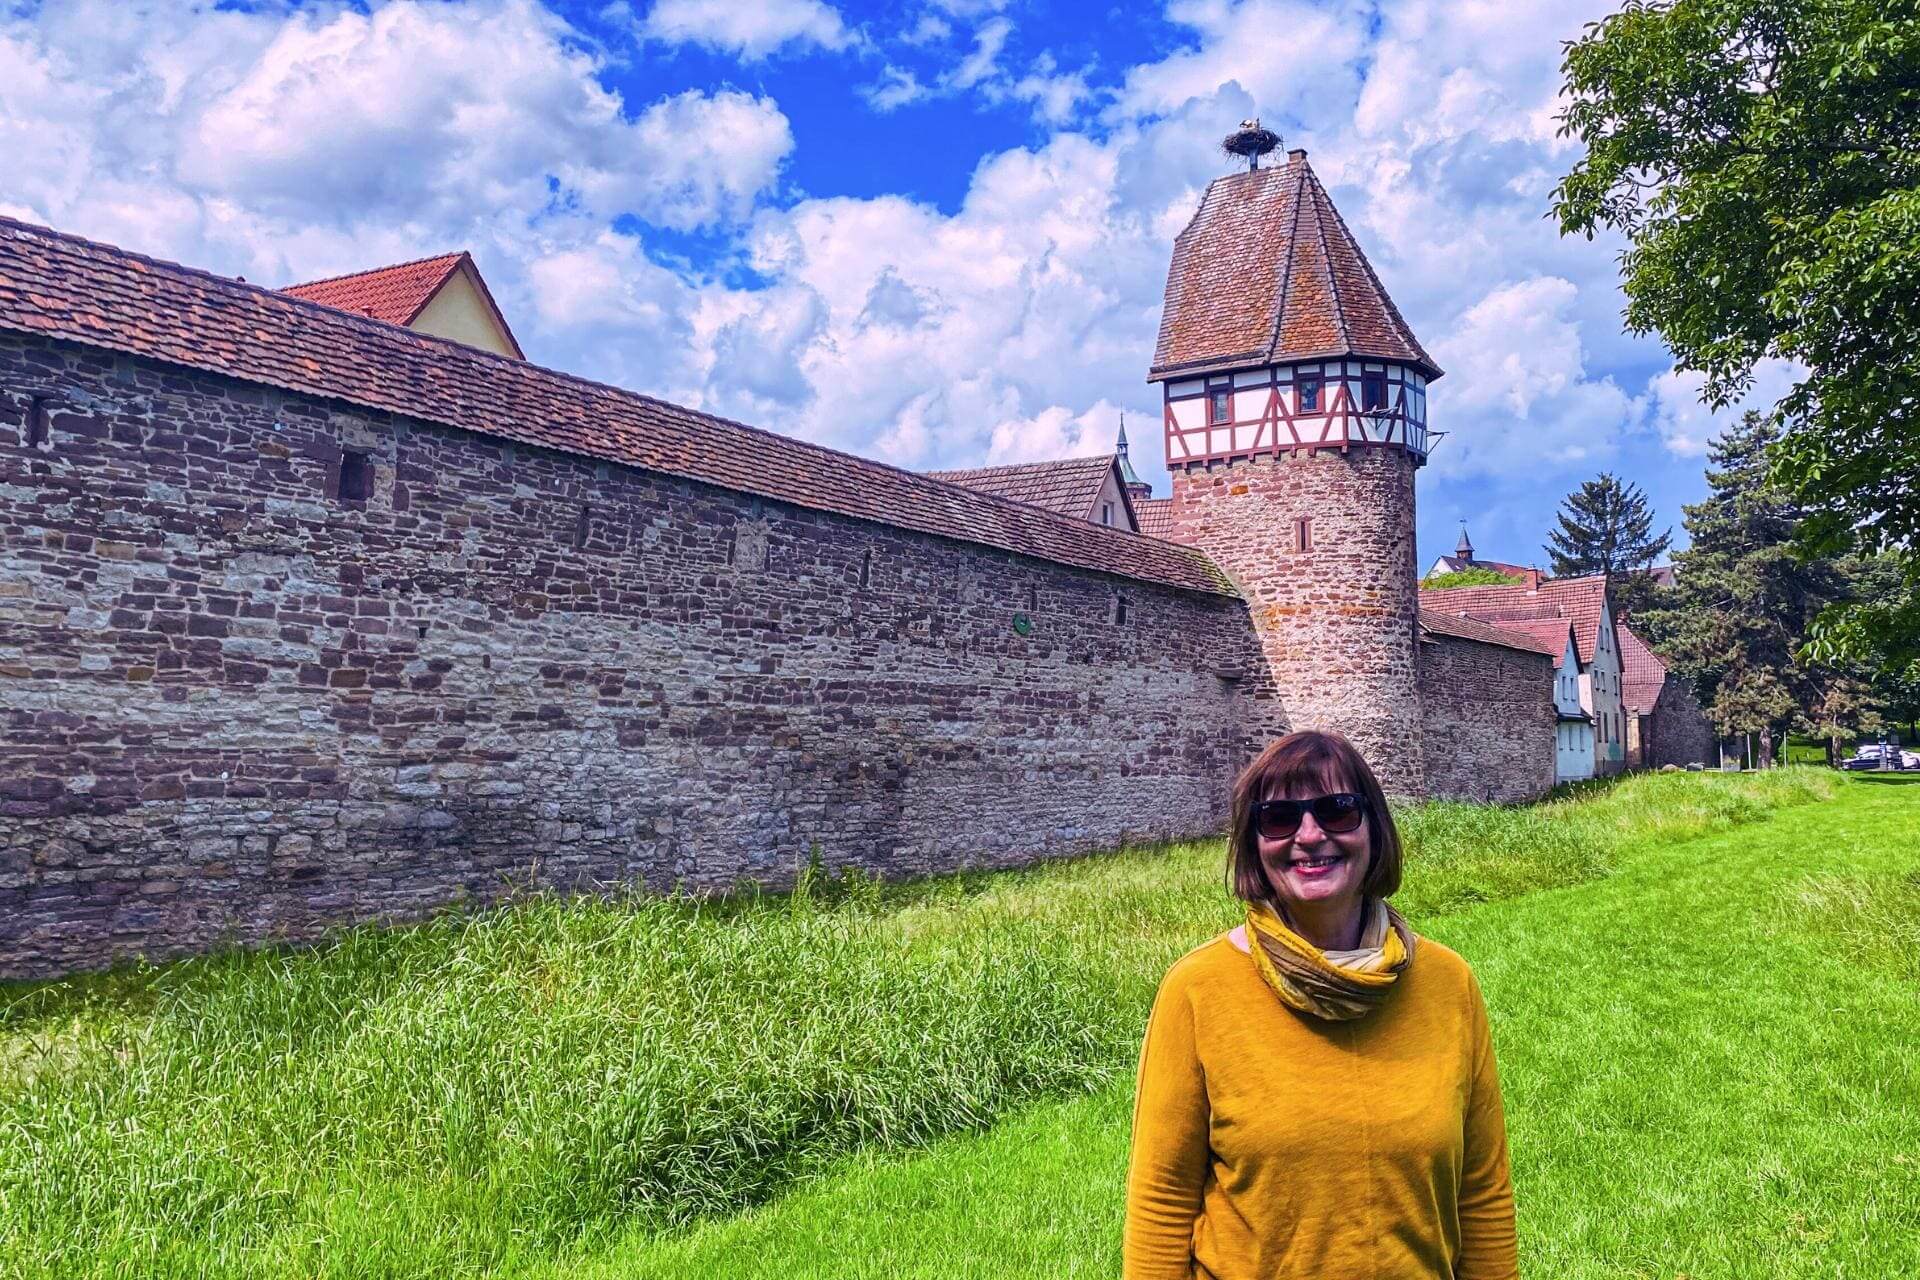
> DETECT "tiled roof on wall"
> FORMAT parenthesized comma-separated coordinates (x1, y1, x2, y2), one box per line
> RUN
(1419, 574, 1613, 665)
(928, 455, 1129, 524)
(1417, 609, 1561, 658)
(0, 217, 1233, 598)
(1150, 152, 1440, 382)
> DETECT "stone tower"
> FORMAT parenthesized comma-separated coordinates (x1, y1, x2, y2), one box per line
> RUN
(1150, 147, 1441, 796)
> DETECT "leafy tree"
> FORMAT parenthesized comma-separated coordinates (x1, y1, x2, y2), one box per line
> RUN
(1552, 0, 1920, 672)
(1420, 567, 1525, 589)
(1636, 413, 1878, 763)
(1544, 472, 1672, 616)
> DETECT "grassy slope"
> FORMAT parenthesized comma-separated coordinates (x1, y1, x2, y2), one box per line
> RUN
(562, 775, 1920, 1280)
(0, 770, 1892, 1277)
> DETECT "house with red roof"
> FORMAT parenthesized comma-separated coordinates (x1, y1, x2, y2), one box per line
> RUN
(1419, 573, 1628, 777)
(281, 251, 523, 361)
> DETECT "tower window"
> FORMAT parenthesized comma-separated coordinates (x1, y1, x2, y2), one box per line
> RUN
(1295, 517, 1313, 552)
(573, 503, 592, 549)
(1298, 376, 1321, 413)
(338, 451, 373, 502)
(1209, 389, 1231, 423)
(26, 396, 51, 449)
(1361, 373, 1387, 411)
(1113, 594, 1129, 625)
(859, 549, 872, 587)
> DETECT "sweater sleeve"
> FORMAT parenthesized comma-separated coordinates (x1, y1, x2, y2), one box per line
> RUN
(1456, 970, 1520, 1280)
(1122, 965, 1210, 1280)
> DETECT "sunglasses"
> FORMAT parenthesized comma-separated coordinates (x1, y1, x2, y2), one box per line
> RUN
(1251, 793, 1366, 839)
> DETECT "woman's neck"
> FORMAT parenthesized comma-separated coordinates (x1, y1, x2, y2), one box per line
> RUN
(1283, 897, 1366, 951)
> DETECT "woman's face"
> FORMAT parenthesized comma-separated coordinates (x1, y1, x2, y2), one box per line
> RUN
(1257, 777, 1372, 921)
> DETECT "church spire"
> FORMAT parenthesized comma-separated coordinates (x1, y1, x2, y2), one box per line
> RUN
(1115, 413, 1152, 502)
(1455, 525, 1474, 562)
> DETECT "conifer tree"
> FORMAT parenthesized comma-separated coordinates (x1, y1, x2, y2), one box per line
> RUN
(1544, 473, 1672, 580)
(1637, 413, 1881, 764)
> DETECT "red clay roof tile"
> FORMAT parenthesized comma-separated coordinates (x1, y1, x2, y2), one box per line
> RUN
(928, 455, 1130, 524)
(1418, 574, 1613, 666)
(1417, 608, 1561, 658)
(0, 217, 1232, 598)
(1151, 154, 1440, 382)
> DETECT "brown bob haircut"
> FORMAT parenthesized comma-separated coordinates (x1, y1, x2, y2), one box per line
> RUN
(1228, 730, 1404, 904)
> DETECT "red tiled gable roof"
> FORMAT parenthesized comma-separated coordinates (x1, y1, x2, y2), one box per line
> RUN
(1418, 574, 1613, 666)
(1134, 497, 1174, 539)
(1417, 608, 1559, 658)
(1618, 625, 1671, 714)
(928, 455, 1131, 525)
(282, 251, 525, 360)
(1150, 153, 1440, 382)
(0, 217, 1232, 598)
(282, 253, 465, 325)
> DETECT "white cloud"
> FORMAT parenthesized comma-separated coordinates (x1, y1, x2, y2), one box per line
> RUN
(1426, 277, 1637, 477)
(639, 0, 853, 59)
(1114, 0, 1369, 124)
(987, 400, 1132, 465)
(1646, 358, 1803, 457)
(949, 15, 1010, 89)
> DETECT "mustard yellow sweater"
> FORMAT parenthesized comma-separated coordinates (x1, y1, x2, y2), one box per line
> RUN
(1123, 934, 1518, 1280)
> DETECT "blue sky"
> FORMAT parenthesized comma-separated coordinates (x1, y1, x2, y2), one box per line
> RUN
(0, 0, 1799, 569)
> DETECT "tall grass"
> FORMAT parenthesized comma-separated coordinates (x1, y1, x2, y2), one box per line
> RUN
(0, 768, 1837, 1277)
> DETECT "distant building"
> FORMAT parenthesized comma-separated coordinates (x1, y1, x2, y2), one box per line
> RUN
(282, 252, 523, 360)
(1419, 574, 1628, 777)
(930, 454, 1142, 532)
(1423, 527, 1537, 583)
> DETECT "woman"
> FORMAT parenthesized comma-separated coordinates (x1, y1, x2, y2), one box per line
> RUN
(1122, 731, 1519, 1279)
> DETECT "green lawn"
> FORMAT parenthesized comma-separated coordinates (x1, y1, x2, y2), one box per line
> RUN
(4, 769, 1914, 1278)
(562, 774, 1920, 1280)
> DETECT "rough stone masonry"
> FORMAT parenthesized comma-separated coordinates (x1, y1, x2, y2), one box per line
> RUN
(0, 332, 1280, 976)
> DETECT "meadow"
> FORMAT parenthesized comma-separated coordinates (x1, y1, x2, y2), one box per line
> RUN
(4, 768, 1915, 1278)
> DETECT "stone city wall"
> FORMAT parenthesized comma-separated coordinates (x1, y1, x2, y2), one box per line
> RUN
(1647, 677, 1715, 768)
(0, 334, 1270, 977)
(1417, 633, 1556, 804)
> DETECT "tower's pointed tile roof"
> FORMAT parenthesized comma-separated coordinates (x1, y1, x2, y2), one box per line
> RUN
(1149, 151, 1440, 382)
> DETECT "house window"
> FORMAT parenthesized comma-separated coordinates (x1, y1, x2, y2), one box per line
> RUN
(338, 451, 373, 502)
(1209, 389, 1231, 424)
(859, 549, 872, 588)
(1113, 595, 1129, 625)
(1298, 376, 1321, 413)
(1295, 517, 1313, 552)
(1100, 502, 1114, 526)
(1361, 372, 1387, 411)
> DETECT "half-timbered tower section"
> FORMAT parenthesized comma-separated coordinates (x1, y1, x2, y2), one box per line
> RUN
(1149, 150, 1440, 796)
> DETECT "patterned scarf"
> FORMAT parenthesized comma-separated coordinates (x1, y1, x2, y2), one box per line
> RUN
(1244, 898, 1417, 1022)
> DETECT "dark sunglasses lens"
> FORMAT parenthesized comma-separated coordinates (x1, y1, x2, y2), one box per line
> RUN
(1254, 802, 1302, 839)
(1314, 794, 1364, 833)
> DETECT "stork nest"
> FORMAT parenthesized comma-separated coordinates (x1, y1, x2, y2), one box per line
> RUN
(1222, 125, 1281, 160)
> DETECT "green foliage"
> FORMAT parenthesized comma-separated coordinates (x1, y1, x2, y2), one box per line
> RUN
(1419, 567, 1525, 589)
(1552, 0, 1920, 671)
(1636, 412, 1883, 757)
(590, 774, 1919, 1280)
(1543, 472, 1672, 584)
(0, 770, 1840, 1278)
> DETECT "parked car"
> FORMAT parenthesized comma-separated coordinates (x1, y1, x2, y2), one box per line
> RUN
(1841, 745, 1893, 770)
(1839, 743, 1920, 771)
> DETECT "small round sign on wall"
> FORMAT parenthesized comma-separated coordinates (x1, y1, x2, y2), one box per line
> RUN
(1012, 613, 1033, 636)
